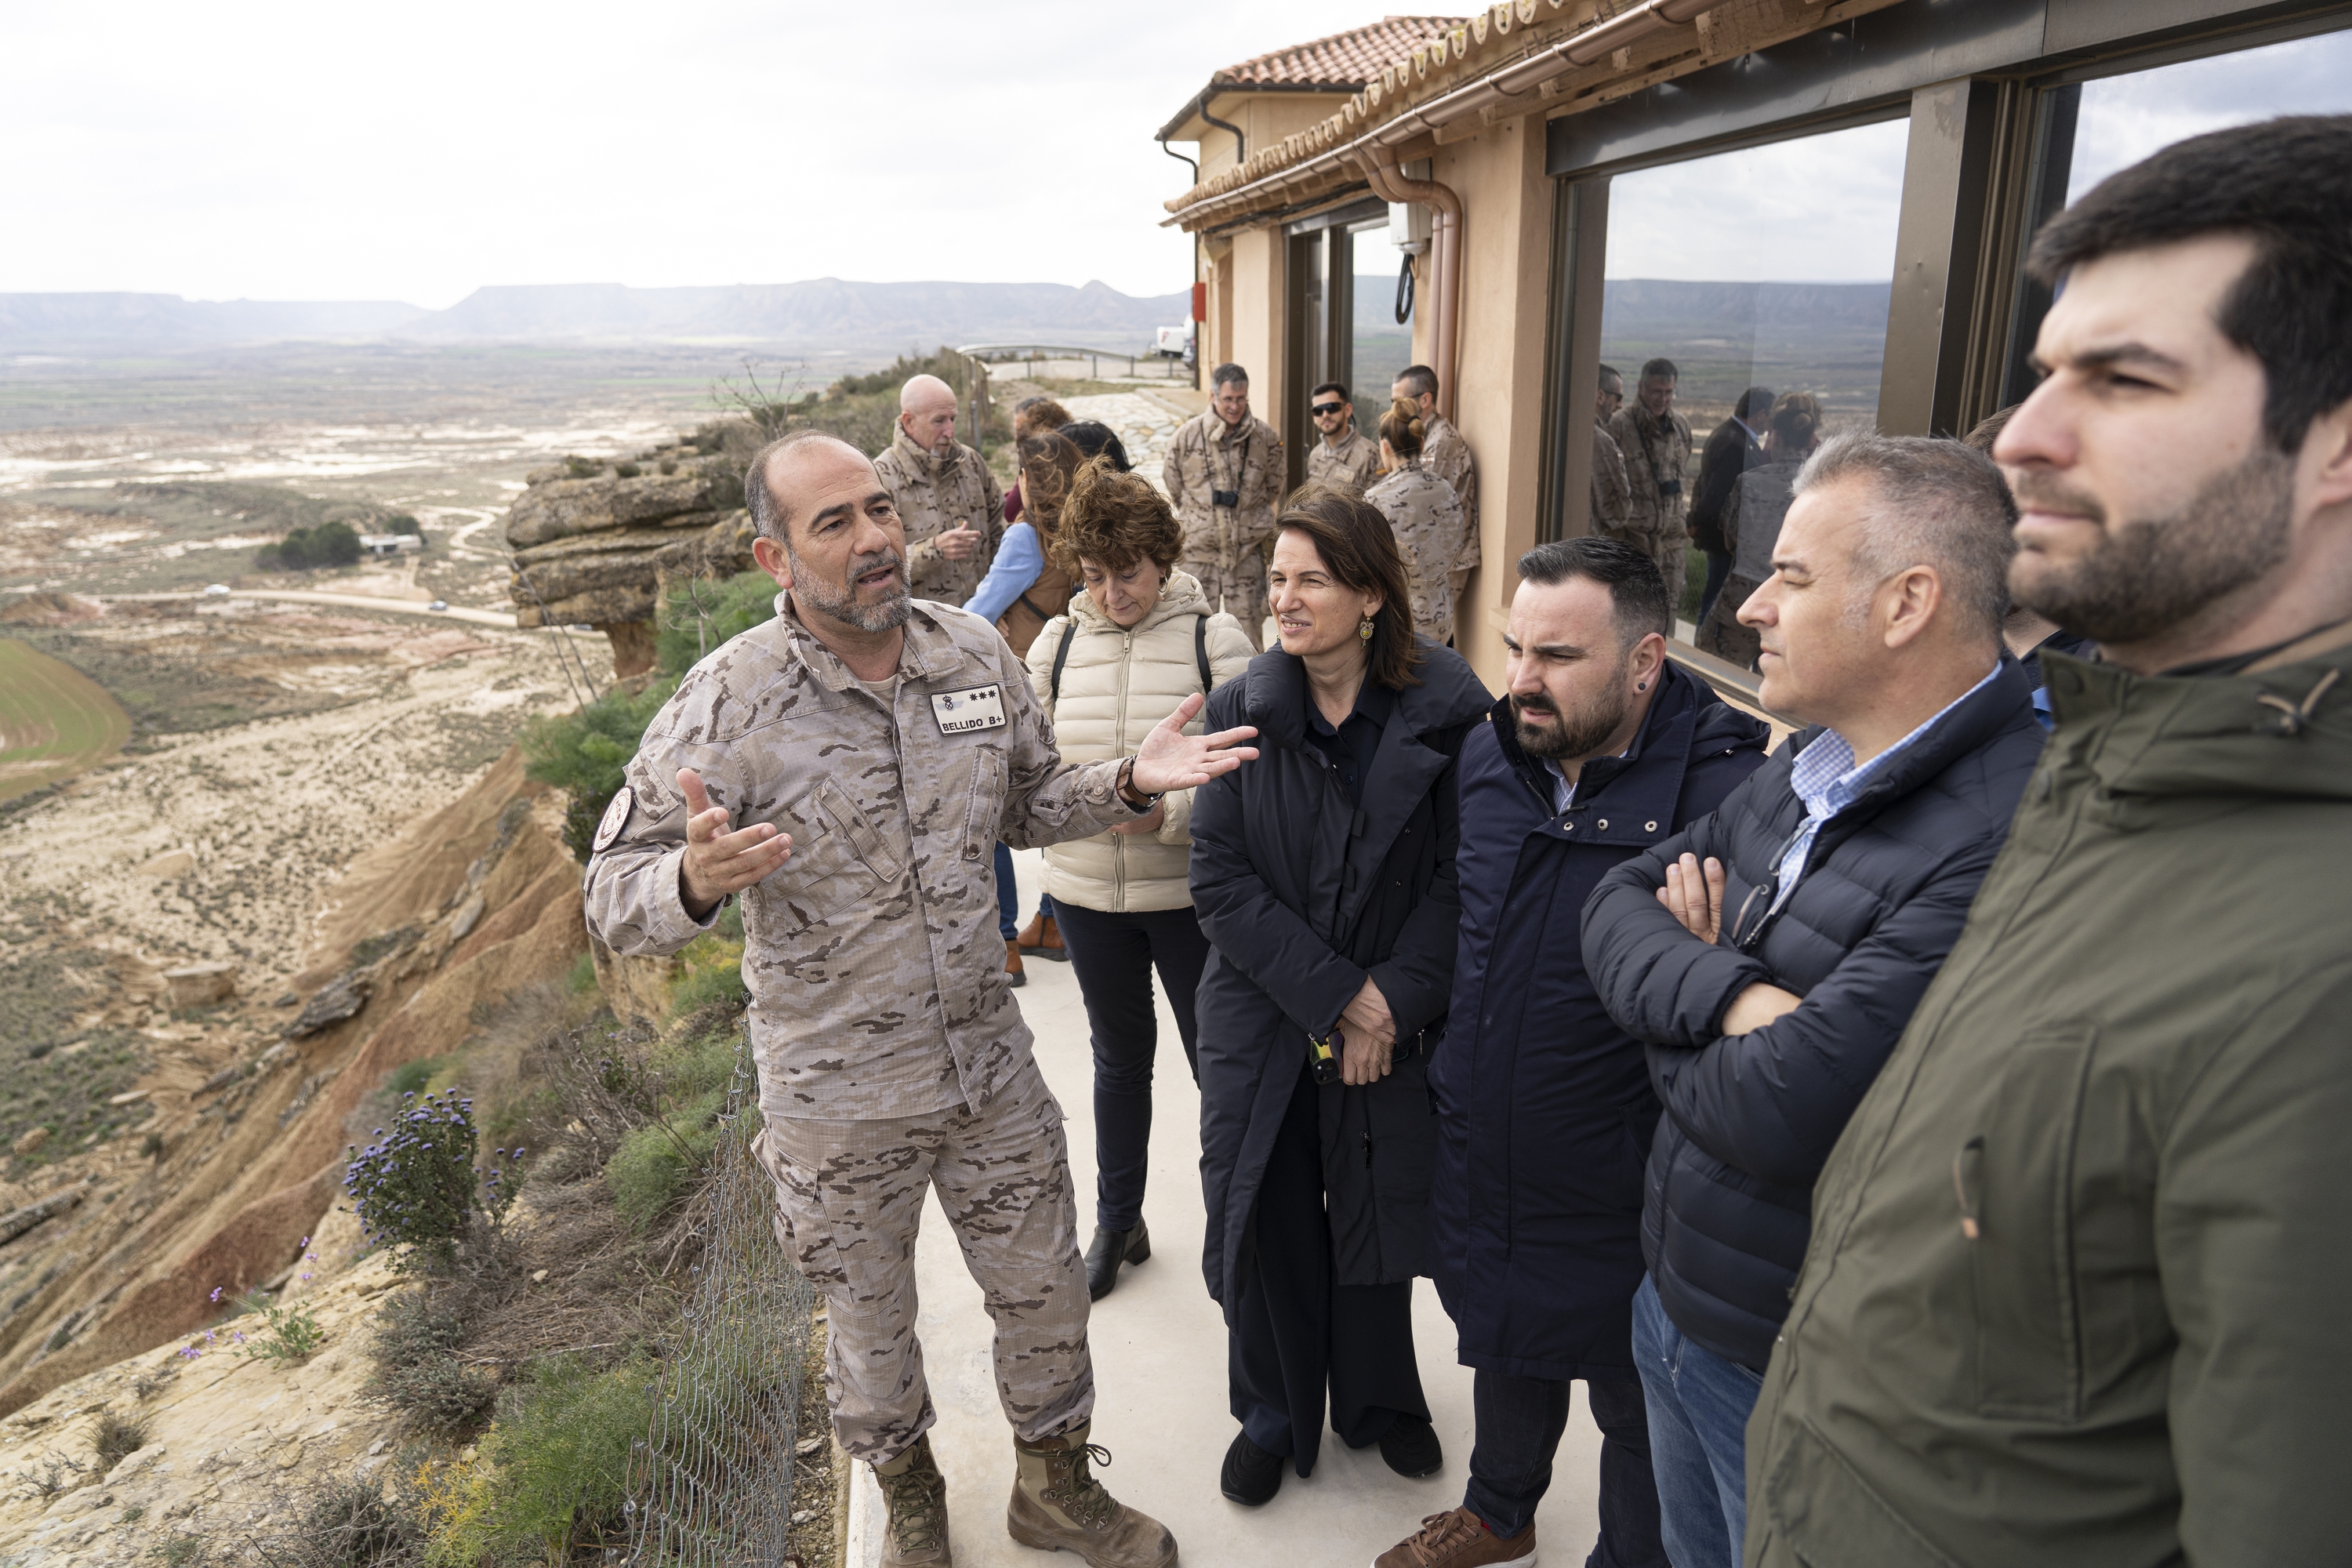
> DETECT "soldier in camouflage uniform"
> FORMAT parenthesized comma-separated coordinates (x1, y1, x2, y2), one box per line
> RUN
(1365, 400, 1471, 645)
(1604, 358, 1696, 612)
(1304, 381, 1382, 497)
(584, 431, 1259, 1568)
(1392, 365, 1480, 615)
(1592, 364, 1633, 537)
(1163, 363, 1284, 646)
(873, 373, 1005, 608)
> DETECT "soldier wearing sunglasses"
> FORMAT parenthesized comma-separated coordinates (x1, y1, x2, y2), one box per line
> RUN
(1305, 381, 1381, 498)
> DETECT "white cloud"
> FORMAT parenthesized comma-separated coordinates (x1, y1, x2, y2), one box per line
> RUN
(0, 0, 1363, 307)
(2068, 27, 2352, 193)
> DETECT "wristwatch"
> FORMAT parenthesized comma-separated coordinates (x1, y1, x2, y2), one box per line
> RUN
(1116, 757, 1163, 811)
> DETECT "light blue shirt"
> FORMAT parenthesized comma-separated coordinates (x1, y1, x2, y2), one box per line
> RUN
(964, 521, 1044, 625)
(1767, 663, 2001, 916)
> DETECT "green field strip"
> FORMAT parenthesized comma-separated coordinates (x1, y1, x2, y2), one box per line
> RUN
(0, 638, 132, 804)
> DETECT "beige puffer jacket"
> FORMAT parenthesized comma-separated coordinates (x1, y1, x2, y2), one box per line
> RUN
(1022, 570, 1254, 913)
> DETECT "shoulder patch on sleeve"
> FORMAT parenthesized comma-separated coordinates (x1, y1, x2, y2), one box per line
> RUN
(592, 786, 634, 854)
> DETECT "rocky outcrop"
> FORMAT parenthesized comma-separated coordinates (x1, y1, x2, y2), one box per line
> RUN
(503, 426, 762, 675)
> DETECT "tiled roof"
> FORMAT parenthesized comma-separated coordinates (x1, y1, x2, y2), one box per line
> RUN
(1210, 16, 1467, 90)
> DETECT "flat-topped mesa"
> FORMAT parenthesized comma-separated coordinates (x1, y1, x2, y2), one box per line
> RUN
(503, 420, 760, 677)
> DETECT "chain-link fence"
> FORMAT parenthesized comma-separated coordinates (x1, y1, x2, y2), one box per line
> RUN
(625, 1046, 817, 1567)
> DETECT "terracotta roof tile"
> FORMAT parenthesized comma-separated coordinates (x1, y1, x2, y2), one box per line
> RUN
(1210, 16, 1467, 90)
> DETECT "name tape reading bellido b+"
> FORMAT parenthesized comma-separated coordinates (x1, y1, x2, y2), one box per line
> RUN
(931, 684, 1007, 735)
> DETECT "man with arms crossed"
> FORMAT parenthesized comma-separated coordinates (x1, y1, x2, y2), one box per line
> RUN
(1744, 115, 2352, 1567)
(1581, 436, 2042, 1568)
(586, 430, 1259, 1568)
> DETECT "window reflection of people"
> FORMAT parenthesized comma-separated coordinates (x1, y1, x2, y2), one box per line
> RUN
(1690, 387, 1774, 623)
(1604, 359, 1696, 612)
(1592, 365, 1635, 539)
(1190, 490, 1493, 1508)
(1695, 392, 1824, 670)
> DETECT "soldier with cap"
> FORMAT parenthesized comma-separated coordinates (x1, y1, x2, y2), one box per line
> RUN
(584, 430, 1260, 1568)
(1163, 361, 1285, 645)
(873, 372, 1004, 607)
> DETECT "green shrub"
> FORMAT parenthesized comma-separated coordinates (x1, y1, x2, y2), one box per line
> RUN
(388, 514, 422, 536)
(91, 1408, 148, 1469)
(564, 950, 597, 996)
(343, 1091, 520, 1272)
(236, 1299, 326, 1366)
(256, 520, 363, 571)
(520, 680, 680, 863)
(368, 1292, 498, 1435)
(387, 1056, 452, 1098)
(563, 456, 602, 479)
(656, 568, 780, 679)
(424, 1356, 658, 1566)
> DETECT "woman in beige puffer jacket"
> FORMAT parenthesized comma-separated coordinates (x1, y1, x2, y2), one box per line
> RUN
(1023, 458, 1254, 1301)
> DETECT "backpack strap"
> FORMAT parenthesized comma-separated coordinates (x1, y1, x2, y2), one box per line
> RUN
(1195, 614, 1212, 696)
(1048, 619, 1078, 708)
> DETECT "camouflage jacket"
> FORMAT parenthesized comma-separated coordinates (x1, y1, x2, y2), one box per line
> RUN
(1305, 426, 1381, 497)
(1163, 410, 1285, 572)
(1592, 424, 1632, 536)
(871, 426, 1005, 607)
(582, 597, 1144, 1122)
(1365, 459, 1468, 645)
(1422, 414, 1479, 546)
(1606, 405, 1694, 538)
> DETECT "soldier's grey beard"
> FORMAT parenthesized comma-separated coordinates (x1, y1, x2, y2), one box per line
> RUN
(787, 543, 909, 634)
(1512, 673, 1632, 761)
(2011, 448, 2296, 646)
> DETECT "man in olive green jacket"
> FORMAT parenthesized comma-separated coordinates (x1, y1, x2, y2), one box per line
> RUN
(1748, 116, 2352, 1568)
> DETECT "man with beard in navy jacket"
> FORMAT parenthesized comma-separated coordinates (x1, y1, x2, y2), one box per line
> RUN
(1374, 538, 1769, 1568)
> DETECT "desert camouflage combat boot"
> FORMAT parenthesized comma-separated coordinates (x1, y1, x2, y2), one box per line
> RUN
(873, 1432, 953, 1566)
(1006, 1423, 1177, 1567)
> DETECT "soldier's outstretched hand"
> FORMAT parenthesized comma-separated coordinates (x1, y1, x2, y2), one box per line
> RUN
(1128, 692, 1260, 796)
(678, 768, 791, 919)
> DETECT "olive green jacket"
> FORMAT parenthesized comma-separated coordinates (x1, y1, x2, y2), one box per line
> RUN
(1748, 640, 2352, 1568)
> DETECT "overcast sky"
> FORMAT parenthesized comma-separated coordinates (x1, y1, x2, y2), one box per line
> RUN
(2, 0, 1363, 308)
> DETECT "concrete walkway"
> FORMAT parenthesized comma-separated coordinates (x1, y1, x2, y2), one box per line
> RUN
(845, 848, 1612, 1568)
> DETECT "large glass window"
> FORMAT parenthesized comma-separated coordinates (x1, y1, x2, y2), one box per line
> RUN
(2065, 26, 2352, 194)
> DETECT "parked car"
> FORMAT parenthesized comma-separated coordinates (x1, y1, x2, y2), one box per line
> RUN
(427, 600, 448, 612)
(1154, 322, 1194, 360)
(204, 583, 231, 597)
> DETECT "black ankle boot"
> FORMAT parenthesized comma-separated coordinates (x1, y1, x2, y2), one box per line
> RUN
(1084, 1218, 1151, 1301)
(1219, 1429, 1283, 1507)
(1378, 1412, 1444, 1479)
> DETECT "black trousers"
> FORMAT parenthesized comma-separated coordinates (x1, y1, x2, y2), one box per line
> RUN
(1051, 900, 1210, 1233)
(1228, 1060, 1429, 1477)
(1462, 1367, 1666, 1566)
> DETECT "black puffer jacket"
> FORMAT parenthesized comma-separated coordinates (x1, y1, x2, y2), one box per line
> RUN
(1581, 659, 2043, 1369)
(1191, 642, 1491, 1323)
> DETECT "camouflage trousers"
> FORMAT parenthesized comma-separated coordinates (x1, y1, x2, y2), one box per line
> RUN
(1183, 555, 1269, 649)
(1597, 523, 1690, 621)
(755, 1065, 1094, 1464)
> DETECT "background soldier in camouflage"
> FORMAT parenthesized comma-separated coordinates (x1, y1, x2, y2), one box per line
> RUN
(1305, 380, 1381, 497)
(1592, 363, 1634, 538)
(1365, 397, 1471, 644)
(584, 430, 1259, 1568)
(1393, 364, 1480, 612)
(873, 372, 1004, 607)
(1606, 358, 1695, 612)
(1163, 361, 1284, 646)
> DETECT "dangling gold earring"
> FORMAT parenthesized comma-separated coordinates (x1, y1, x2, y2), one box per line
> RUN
(1359, 614, 1375, 643)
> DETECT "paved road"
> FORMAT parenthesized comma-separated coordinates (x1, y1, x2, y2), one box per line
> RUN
(100, 589, 519, 630)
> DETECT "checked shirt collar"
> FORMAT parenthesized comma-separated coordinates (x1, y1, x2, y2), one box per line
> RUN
(1768, 662, 2000, 916)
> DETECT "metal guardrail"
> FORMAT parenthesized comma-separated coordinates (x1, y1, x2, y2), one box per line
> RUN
(953, 343, 1187, 381)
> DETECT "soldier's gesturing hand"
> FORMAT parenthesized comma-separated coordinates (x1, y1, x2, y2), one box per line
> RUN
(934, 521, 982, 561)
(677, 768, 791, 920)
(1126, 691, 1260, 797)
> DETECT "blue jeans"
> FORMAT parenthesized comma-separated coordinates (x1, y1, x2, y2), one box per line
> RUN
(1631, 1276, 1762, 1568)
(993, 842, 1054, 941)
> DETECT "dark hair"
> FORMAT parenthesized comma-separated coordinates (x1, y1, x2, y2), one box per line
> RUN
(1210, 362, 1249, 390)
(1734, 386, 1775, 420)
(1769, 390, 1824, 452)
(2030, 114, 2352, 454)
(1312, 381, 1350, 403)
(1639, 357, 1679, 385)
(1059, 420, 1131, 472)
(1960, 404, 2017, 455)
(1395, 364, 1438, 401)
(744, 429, 861, 543)
(1275, 486, 1422, 690)
(1016, 430, 1084, 542)
(1598, 363, 1623, 390)
(1516, 535, 1670, 648)
(1011, 396, 1072, 437)
(1377, 397, 1427, 459)
(1794, 434, 2017, 640)
(1052, 456, 1183, 577)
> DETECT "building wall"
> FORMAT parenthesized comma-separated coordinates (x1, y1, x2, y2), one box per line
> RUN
(1225, 226, 1285, 429)
(1197, 93, 1352, 180)
(1432, 114, 1553, 688)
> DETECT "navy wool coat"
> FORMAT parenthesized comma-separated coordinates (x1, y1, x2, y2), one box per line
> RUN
(1191, 643, 1493, 1327)
(1432, 663, 1769, 1380)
